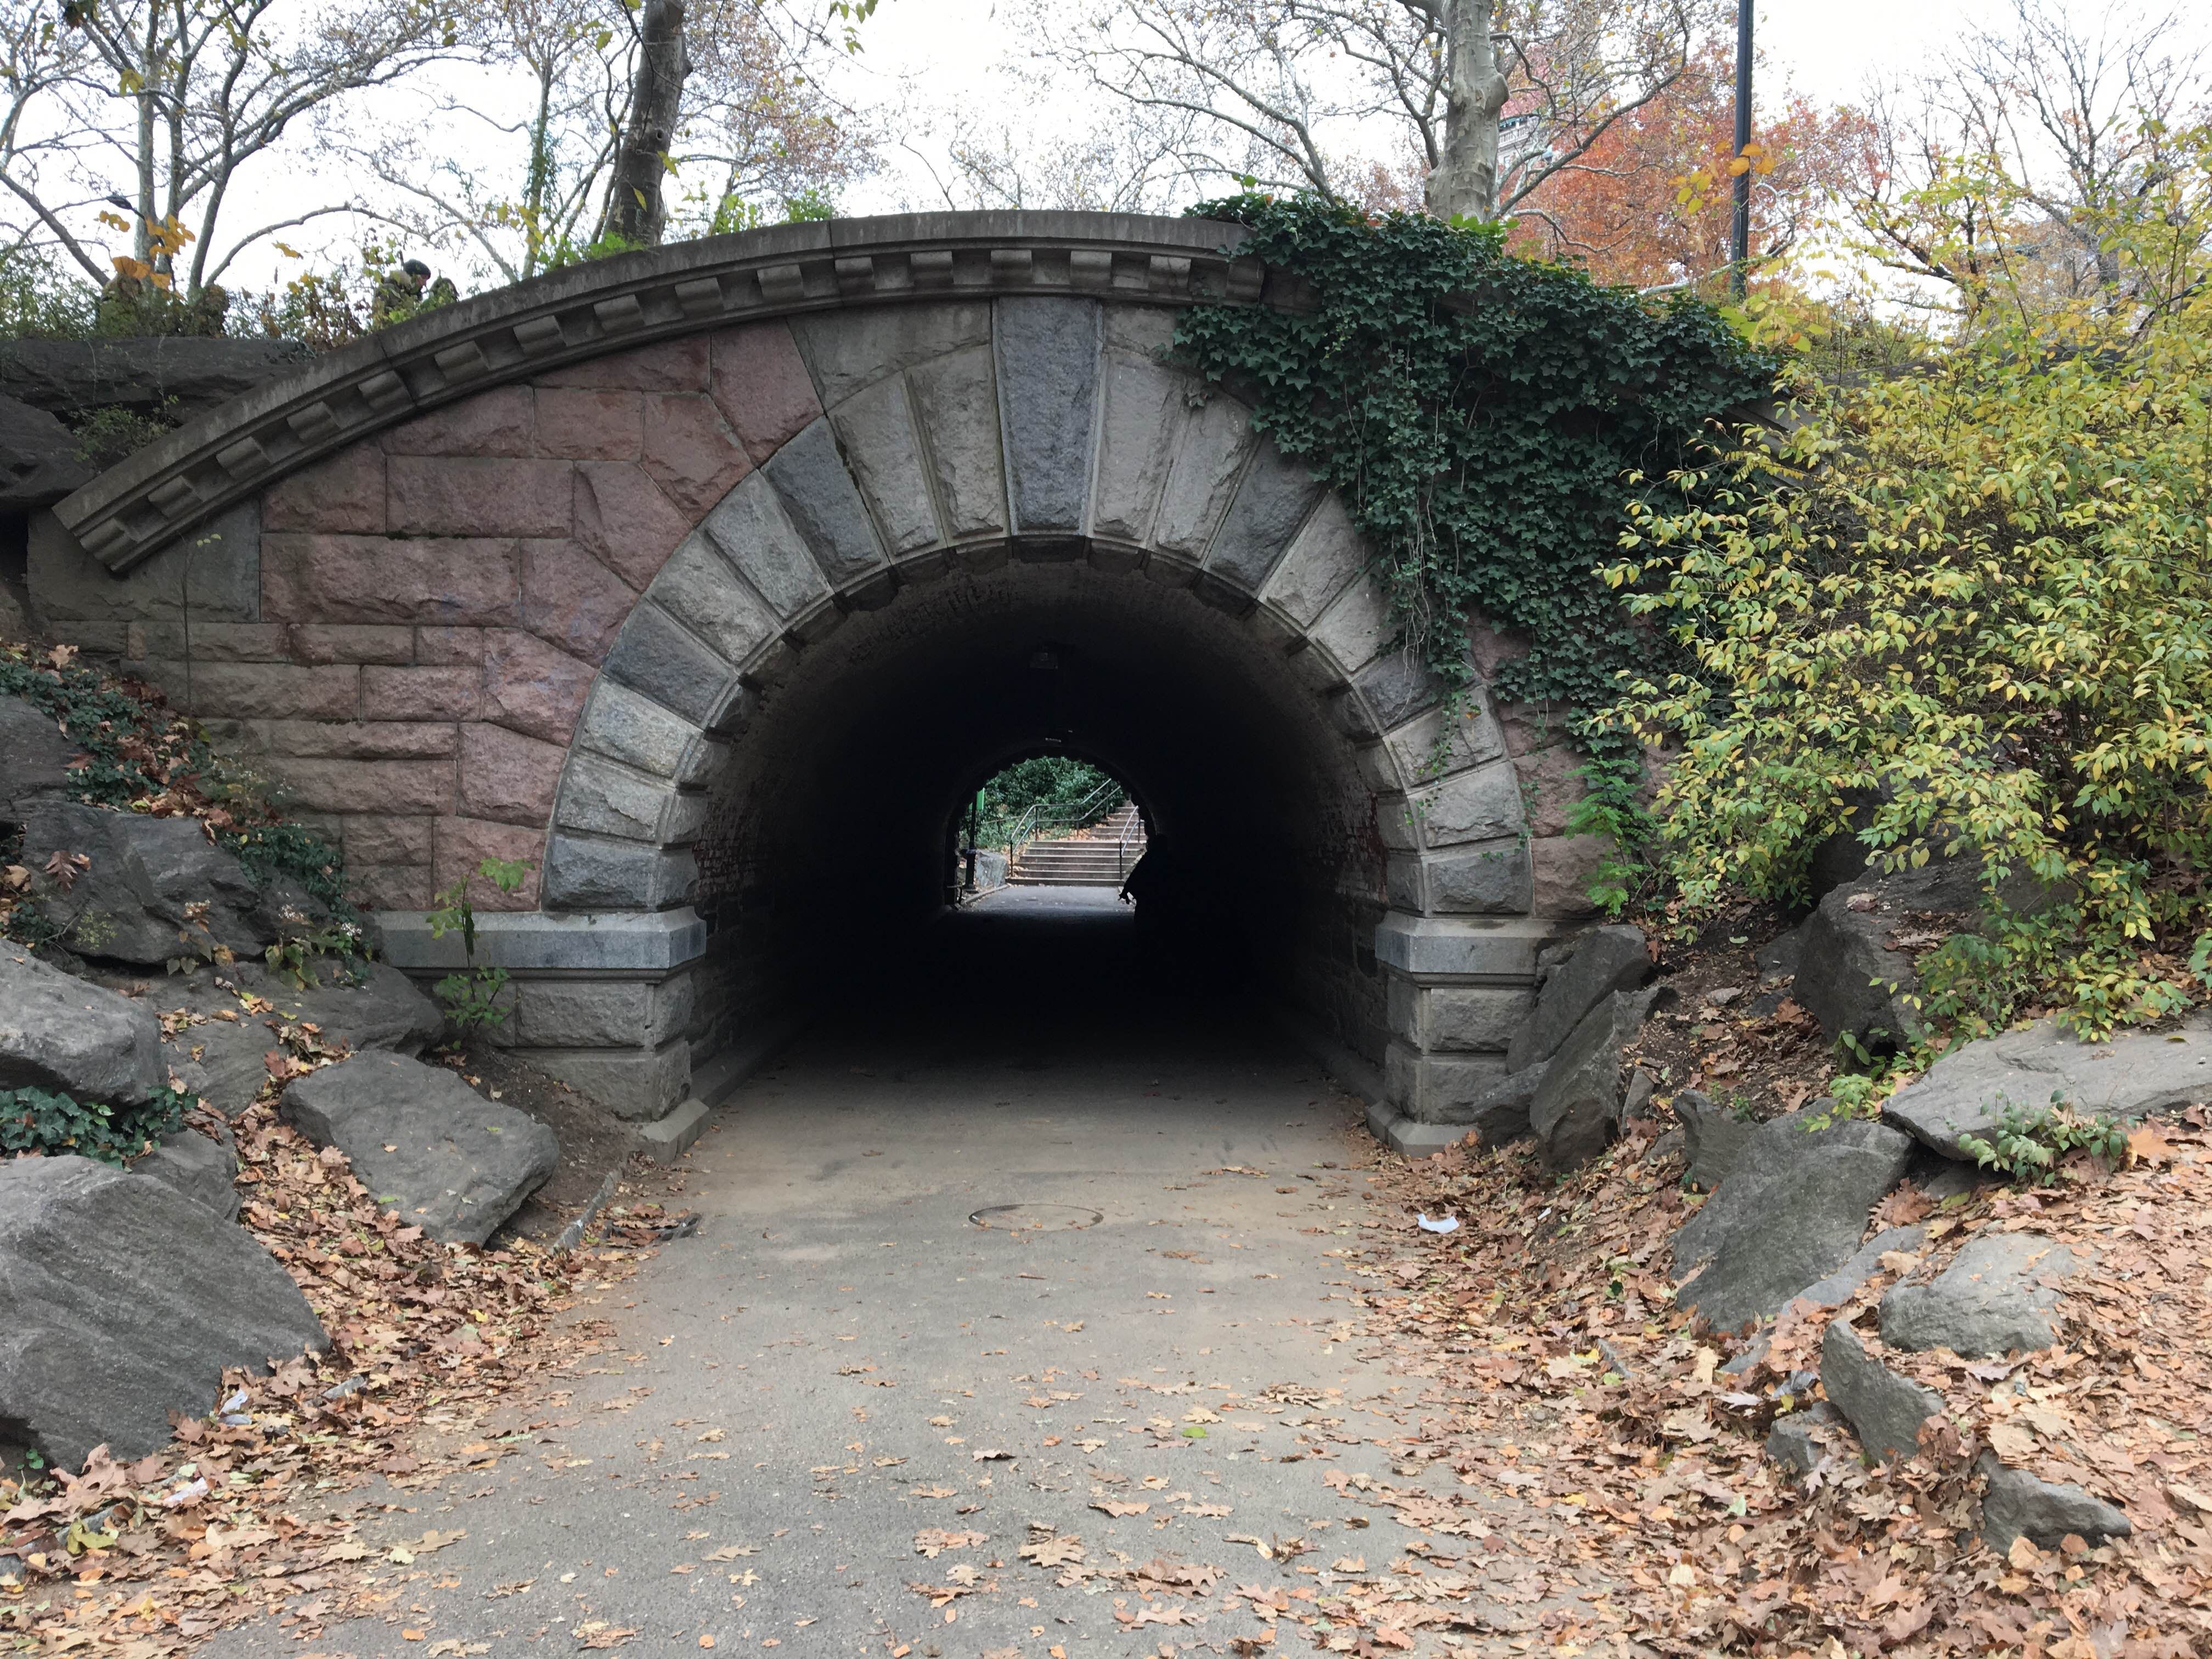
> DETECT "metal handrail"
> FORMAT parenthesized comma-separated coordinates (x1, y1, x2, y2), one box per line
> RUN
(1115, 805, 1145, 883)
(1002, 780, 1125, 861)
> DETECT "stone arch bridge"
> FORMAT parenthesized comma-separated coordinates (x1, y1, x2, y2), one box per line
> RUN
(28, 211, 1600, 1148)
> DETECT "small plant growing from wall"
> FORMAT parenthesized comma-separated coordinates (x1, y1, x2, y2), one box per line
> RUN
(426, 857, 534, 1030)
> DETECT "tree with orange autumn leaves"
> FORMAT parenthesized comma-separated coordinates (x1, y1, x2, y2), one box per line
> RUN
(1509, 42, 1878, 290)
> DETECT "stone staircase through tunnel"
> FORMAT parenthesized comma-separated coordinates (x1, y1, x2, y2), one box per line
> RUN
(1007, 802, 1147, 887)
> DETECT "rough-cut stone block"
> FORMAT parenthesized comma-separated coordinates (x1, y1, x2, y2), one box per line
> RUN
(542, 834, 696, 910)
(650, 533, 781, 667)
(831, 375, 940, 554)
(1383, 701, 1507, 789)
(1307, 574, 1394, 679)
(0, 1155, 327, 1469)
(1531, 833, 1609, 919)
(458, 721, 565, 825)
(433, 817, 545, 909)
(515, 974, 692, 1049)
(289, 624, 415, 665)
(763, 417, 884, 583)
(1387, 978, 1530, 1053)
(362, 664, 479, 721)
(388, 456, 573, 538)
(519, 1039, 690, 1122)
(1091, 354, 1181, 543)
(908, 347, 1006, 540)
(482, 628, 593, 744)
(1881, 1233, 2084, 1358)
(343, 815, 433, 866)
(382, 387, 534, 458)
(1384, 1042, 1509, 1126)
(534, 387, 640, 459)
(572, 462, 691, 590)
(415, 626, 486, 665)
(556, 752, 697, 843)
(282, 1052, 557, 1245)
(29, 504, 258, 625)
(263, 445, 385, 533)
(794, 303, 989, 408)
(1414, 842, 1532, 915)
(602, 601, 736, 726)
(262, 533, 521, 625)
(634, 1095, 710, 1161)
(268, 758, 455, 816)
(701, 473, 830, 618)
(538, 336, 706, 392)
(1, 946, 160, 1106)
(185, 662, 360, 720)
(351, 862, 433, 909)
(521, 538, 637, 661)
(258, 719, 456, 760)
(575, 680, 710, 782)
(1409, 760, 1522, 849)
(138, 620, 287, 662)
(1206, 438, 1322, 592)
(1259, 493, 1365, 628)
(710, 321, 822, 462)
(640, 391, 752, 517)
(995, 296, 1097, 534)
(1153, 394, 1254, 555)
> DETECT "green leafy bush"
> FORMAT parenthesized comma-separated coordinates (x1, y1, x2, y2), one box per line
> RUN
(972, 756, 1119, 849)
(0, 1084, 189, 1164)
(1604, 139, 2212, 1039)
(1955, 1096, 2131, 1186)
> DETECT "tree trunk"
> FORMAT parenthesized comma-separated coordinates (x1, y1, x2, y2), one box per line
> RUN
(598, 0, 689, 249)
(1424, 0, 1509, 222)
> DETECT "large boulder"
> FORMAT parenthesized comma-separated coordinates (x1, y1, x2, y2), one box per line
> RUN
(1672, 1114, 1916, 1332)
(1977, 1454, 2131, 1552)
(1880, 1233, 2083, 1358)
(159, 958, 444, 1116)
(1820, 1319, 1946, 1465)
(16, 799, 313, 967)
(1674, 1088, 1757, 1190)
(1426, 1060, 1547, 1143)
(0, 692, 84, 812)
(0, 393, 93, 509)
(1793, 859, 1983, 1051)
(280, 1053, 557, 1245)
(1528, 989, 1656, 1171)
(0, 336, 313, 422)
(1883, 1014, 2212, 1160)
(0, 1155, 326, 1468)
(0, 944, 159, 1105)
(132, 1128, 240, 1221)
(1505, 925, 1649, 1072)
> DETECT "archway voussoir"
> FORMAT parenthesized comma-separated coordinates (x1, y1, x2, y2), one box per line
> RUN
(556, 753, 708, 846)
(574, 680, 710, 783)
(1406, 758, 1524, 849)
(907, 348, 1008, 540)
(792, 302, 992, 408)
(1255, 492, 1365, 628)
(1382, 702, 1508, 788)
(761, 417, 889, 585)
(1410, 840, 1536, 916)
(827, 376, 941, 555)
(543, 833, 697, 911)
(995, 296, 1099, 535)
(1307, 575, 1394, 683)
(650, 534, 782, 665)
(1093, 353, 1186, 545)
(1142, 552, 1200, 589)
(602, 601, 738, 727)
(1152, 394, 1255, 557)
(1201, 439, 1325, 594)
(700, 474, 831, 618)
(1085, 540, 1146, 576)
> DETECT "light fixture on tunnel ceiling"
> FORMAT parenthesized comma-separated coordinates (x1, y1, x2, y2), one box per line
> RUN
(1029, 648, 1060, 671)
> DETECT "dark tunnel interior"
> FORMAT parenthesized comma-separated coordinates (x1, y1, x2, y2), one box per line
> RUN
(684, 556, 1393, 1064)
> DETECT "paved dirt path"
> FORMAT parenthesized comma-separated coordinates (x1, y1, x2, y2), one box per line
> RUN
(202, 890, 1537, 1657)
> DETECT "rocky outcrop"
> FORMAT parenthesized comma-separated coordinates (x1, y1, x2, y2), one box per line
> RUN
(1506, 925, 1650, 1073)
(0, 393, 92, 510)
(1977, 1454, 2131, 1552)
(1674, 1088, 1756, 1190)
(1820, 1319, 1946, 1465)
(0, 1155, 326, 1468)
(15, 799, 323, 968)
(1882, 1014, 2212, 1160)
(1432, 1060, 1548, 1144)
(1880, 1233, 2083, 1358)
(281, 1052, 557, 1245)
(1792, 859, 1983, 1051)
(1672, 1115, 1916, 1332)
(1767, 1401, 1843, 1477)
(0, 693, 83, 811)
(157, 958, 444, 1117)
(1529, 989, 1659, 1171)
(132, 1127, 240, 1221)
(0, 336, 313, 423)
(0, 944, 160, 1105)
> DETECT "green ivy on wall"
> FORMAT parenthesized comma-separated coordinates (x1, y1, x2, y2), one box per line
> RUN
(1172, 196, 1774, 802)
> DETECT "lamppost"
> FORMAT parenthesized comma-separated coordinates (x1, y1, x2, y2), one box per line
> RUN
(1731, 0, 1753, 299)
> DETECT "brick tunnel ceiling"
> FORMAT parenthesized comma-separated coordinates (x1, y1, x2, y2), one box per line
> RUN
(695, 558, 1382, 935)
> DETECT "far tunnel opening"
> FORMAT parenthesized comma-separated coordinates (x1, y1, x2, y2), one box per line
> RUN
(684, 553, 1391, 1076)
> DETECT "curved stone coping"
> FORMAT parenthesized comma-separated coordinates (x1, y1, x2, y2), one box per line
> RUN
(375, 907, 707, 973)
(58, 211, 1269, 576)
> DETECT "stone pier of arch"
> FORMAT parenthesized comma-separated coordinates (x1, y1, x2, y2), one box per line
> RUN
(27, 211, 1606, 1151)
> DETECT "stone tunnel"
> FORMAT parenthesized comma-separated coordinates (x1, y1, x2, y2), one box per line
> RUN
(23, 211, 1604, 1149)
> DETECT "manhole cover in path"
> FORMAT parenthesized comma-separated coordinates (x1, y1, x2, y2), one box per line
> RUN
(969, 1204, 1102, 1232)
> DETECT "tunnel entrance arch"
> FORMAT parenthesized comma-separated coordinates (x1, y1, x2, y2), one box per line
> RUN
(32, 212, 1578, 1152)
